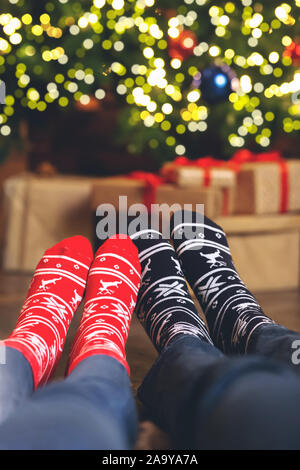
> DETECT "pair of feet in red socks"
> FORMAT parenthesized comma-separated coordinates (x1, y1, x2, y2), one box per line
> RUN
(3, 235, 141, 389)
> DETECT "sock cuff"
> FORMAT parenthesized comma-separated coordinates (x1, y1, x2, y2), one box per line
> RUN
(67, 349, 130, 376)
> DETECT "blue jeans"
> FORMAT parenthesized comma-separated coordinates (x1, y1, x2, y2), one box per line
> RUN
(1, 323, 300, 449)
(0, 349, 137, 449)
(139, 324, 300, 449)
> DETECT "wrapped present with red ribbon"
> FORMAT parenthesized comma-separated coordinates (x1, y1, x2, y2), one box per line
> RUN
(160, 156, 236, 188)
(91, 172, 226, 220)
(160, 156, 236, 215)
(232, 149, 300, 215)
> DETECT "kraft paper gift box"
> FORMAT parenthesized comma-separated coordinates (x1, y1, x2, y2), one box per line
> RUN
(2, 173, 94, 272)
(91, 176, 225, 219)
(161, 162, 236, 189)
(215, 213, 300, 291)
(234, 160, 300, 215)
(160, 161, 236, 215)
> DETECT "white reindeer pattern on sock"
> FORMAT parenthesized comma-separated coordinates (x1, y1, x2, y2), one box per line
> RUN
(97, 280, 122, 295)
(38, 277, 62, 291)
(70, 289, 82, 308)
(200, 249, 226, 268)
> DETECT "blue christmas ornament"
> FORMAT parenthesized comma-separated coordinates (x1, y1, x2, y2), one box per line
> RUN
(193, 64, 238, 104)
(214, 73, 228, 87)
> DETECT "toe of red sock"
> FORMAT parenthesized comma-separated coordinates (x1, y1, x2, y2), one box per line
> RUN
(45, 236, 94, 264)
(95, 235, 140, 272)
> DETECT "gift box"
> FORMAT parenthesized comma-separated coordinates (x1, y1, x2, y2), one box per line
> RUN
(91, 175, 224, 219)
(215, 213, 300, 291)
(232, 151, 300, 215)
(161, 159, 236, 189)
(160, 157, 236, 215)
(2, 173, 94, 272)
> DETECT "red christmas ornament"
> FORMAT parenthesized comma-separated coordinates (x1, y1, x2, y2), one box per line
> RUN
(283, 39, 300, 66)
(168, 29, 198, 61)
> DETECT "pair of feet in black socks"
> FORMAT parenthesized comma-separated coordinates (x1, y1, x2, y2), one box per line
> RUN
(131, 211, 274, 356)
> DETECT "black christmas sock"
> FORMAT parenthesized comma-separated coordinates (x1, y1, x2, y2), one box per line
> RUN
(170, 211, 274, 354)
(130, 228, 213, 352)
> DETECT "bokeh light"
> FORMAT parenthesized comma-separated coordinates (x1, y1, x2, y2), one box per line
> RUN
(0, 0, 298, 158)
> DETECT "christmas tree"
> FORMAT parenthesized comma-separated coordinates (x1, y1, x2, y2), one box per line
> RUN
(0, 0, 299, 164)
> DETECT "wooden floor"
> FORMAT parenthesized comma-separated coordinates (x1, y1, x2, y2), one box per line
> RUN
(1, 270, 300, 449)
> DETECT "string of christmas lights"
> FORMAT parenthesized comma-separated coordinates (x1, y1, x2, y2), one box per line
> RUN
(0, 0, 299, 160)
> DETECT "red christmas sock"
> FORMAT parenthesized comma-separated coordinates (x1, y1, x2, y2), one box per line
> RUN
(67, 235, 141, 376)
(3, 236, 93, 389)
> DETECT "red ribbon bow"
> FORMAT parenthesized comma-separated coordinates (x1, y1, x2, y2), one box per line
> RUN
(128, 171, 164, 211)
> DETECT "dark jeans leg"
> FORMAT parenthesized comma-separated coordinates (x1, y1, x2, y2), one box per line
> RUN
(248, 323, 300, 373)
(138, 336, 300, 449)
(0, 345, 34, 424)
(0, 355, 138, 449)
